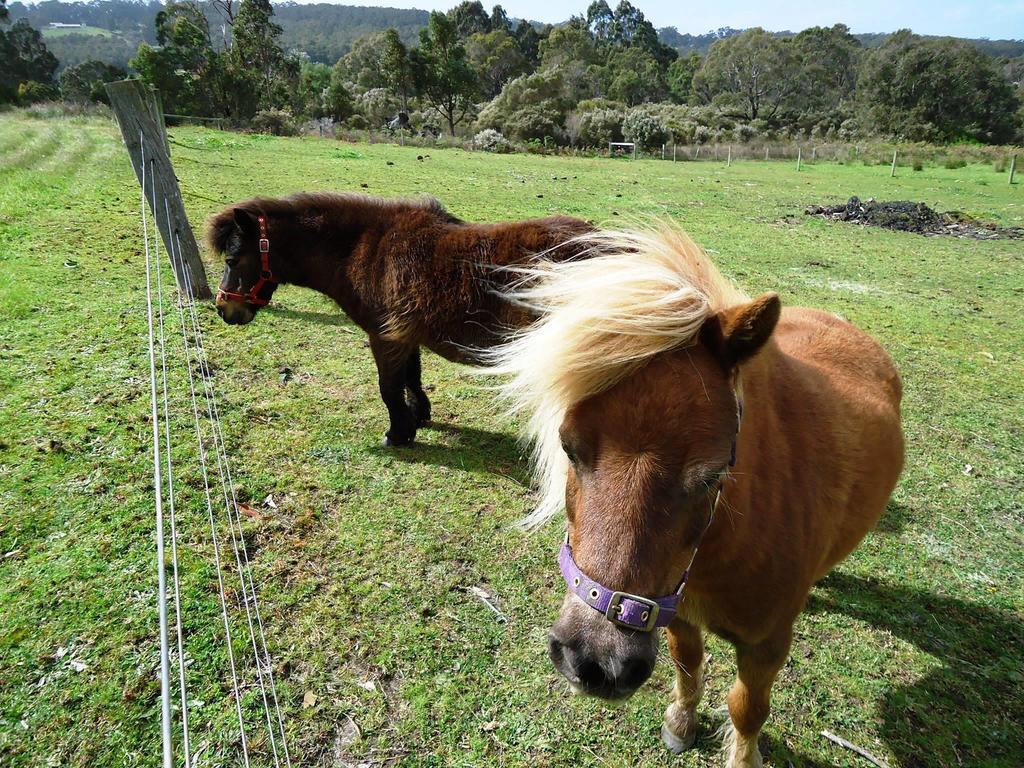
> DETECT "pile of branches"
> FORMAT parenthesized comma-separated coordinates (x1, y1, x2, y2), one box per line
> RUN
(805, 197, 1023, 239)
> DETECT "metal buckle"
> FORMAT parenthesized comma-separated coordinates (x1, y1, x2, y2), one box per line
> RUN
(605, 591, 659, 632)
(259, 238, 270, 253)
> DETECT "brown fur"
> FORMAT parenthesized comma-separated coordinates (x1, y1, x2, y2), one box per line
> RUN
(208, 192, 594, 444)
(552, 300, 903, 765)
(544, 296, 897, 765)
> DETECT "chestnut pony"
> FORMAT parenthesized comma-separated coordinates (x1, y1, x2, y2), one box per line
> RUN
(484, 228, 904, 767)
(207, 193, 592, 445)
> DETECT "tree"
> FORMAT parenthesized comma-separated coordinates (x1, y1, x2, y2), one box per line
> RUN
(513, 19, 543, 67)
(59, 60, 125, 103)
(476, 68, 573, 141)
(326, 59, 354, 121)
(604, 46, 667, 105)
(381, 28, 415, 110)
(229, 0, 297, 113)
(415, 11, 477, 135)
(1, 19, 58, 103)
(448, 1, 490, 38)
(791, 25, 861, 114)
(859, 31, 1020, 143)
(466, 29, 528, 98)
(692, 28, 799, 121)
(585, 1, 613, 42)
(489, 4, 509, 32)
(667, 52, 700, 103)
(341, 31, 391, 90)
(131, 2, 218, 115)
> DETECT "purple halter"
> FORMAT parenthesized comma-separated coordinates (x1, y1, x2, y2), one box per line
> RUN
(557, 399, 742, 633)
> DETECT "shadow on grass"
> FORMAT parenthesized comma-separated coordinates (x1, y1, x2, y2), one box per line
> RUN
(806, 572, 1024, 767)
(375, 421, 530, 485)
(874, 500, 912, 534)
(264, 305, 350, 326)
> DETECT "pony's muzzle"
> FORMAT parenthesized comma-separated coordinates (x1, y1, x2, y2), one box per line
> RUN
(215, 298, 255, 325)
(548, 598, 657, 700)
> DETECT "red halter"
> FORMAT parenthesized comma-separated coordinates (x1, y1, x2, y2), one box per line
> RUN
(216, 214, 277, 307)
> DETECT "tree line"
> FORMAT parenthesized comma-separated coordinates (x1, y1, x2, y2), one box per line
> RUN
(3, 0, 1023, 147)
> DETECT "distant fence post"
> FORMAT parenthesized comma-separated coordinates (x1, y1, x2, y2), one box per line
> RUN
(890, 150, 898, 178)
(727, 145, 732, 167)
(765, 146, 769, 161)
(105, 79, 212, 300)
(1009, 155, 1017, 185)
(796, 147, 802, 171)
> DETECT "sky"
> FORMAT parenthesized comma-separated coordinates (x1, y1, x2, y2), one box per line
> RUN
(311, 0, 1024, 40)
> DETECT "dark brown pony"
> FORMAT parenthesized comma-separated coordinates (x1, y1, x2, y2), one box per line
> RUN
(484, 228, 904, 767)
(207, 193, 592, 445)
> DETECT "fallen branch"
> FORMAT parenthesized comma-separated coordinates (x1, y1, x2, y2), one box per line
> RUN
(821, 730, 891, 768)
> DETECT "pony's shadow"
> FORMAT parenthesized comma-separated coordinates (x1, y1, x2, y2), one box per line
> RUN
(263, 305, 351, 327)
(803, 571, 1023, 767)
(374, 421, 530, 484)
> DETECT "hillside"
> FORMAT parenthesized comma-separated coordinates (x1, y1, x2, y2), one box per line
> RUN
(8, 0, 1024, 70)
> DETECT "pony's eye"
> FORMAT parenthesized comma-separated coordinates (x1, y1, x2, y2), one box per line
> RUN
(561, 441, 578, 464)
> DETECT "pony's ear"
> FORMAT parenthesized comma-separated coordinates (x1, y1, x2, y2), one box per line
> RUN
(700, 292, 781, 369)
(232, 206, 260, 232)
(206, 206, 259, 255)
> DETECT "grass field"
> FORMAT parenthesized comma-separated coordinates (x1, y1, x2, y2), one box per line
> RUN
(0, 112, 1021, 768)
(39, 25, 116, 38)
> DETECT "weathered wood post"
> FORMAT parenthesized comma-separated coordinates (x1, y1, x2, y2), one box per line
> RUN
(727, 145, 732, 167)
(1009, 155, 1017, 185)
(797, 147, 802, 171)
(106, 79, 212, 300)
(673, 144, 677, 162)
(765, 146, 770, 161)
(890, 149, 898, 178)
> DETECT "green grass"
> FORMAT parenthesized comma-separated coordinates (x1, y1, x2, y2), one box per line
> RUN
(39, 25, 116, 38)
(1, 112, 1022, 768)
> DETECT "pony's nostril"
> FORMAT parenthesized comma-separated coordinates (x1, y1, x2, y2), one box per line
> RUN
(575, 658, 607, 690)
(620, 655, 655, 690)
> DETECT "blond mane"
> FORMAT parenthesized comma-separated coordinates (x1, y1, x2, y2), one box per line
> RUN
(480, 226, 748, 529)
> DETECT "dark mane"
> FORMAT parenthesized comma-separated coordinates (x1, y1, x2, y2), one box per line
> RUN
(206, 192, 460, 255)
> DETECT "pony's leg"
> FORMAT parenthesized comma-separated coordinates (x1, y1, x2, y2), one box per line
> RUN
(662, 619, 705, 753)
(723, 628, 792, 768)
(404, 347, 431, 426)
(369, 334, 417, 446)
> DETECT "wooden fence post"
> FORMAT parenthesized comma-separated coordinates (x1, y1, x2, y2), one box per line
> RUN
(797, 147, 802, 171)
(106, 79, 212, 300)
(1009, 155, 1017, 185)
(890, 150, 898, 178)
(727, 146, 732, 167)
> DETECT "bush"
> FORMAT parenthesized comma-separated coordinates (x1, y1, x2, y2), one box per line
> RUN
(693, 125, 712, 145)
(574, 108, 625, 147)
(734, 123, 758, 143)
(346, 114, 370, 130)
(17, 81, 59, 105)
(473, 128, 512, 153)
(622, 107, 670, 149)
(357, 88, 400, 128)
(251, 109, 297, 136)
(503, 106, 562, 143)
(944, 157, 967, 169)
(913, 160, 924, 171)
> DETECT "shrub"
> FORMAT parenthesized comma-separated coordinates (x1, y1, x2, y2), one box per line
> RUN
(17, 81, 59, 105)
(622, 107, 670, 149)
(251, 109, 297, 136)
(944, 157, 967, 169)
(693, 125, 712, 145)
(503, 106, 562, 143)
(346, 114, 370, 130)
(575, 108, 625, 147)
(734, 123, 758, 143)
(473, 128, 512, 153)
(357, 88, 400, 128)
(913, 160, 924, 171)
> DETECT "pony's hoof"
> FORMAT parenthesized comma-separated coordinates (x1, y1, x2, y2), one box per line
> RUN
(661, 722, 696, 754)
(383, 432, 414, 447)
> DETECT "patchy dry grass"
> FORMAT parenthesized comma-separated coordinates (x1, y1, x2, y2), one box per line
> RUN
(0, 112, 1021, 767)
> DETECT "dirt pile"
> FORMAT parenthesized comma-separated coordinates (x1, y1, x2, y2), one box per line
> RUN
(805, 197, 1023, 240)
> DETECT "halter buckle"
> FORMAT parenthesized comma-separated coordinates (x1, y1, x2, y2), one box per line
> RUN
(258, 238, 270, 253)
(605, 591, 660, 632)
